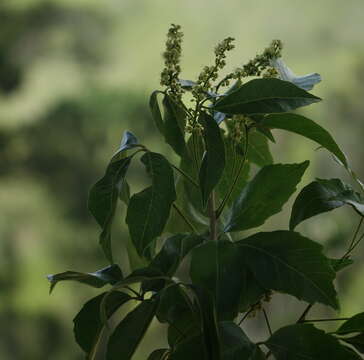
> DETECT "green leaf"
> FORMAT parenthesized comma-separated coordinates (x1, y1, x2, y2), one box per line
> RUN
(73, 291, 131, 355)
(163, 94, 187, 157)
(336, 312, 364, 334)
(47, 264, 123, 293)
(237, 231, 339, 309)
(199, 112, 225, 206)
(190, 241, 245, 320)
(266, 324, 361, 359)
(126, 152, 176, 257)
(225, 161, 309, 232)
(219, 321, 262, 359)
(341, 333, 364, 354)
(149, 91, 165, 136)
(106, 299, 157, 360)
(212, 78, 321, 115)
(260, 113, 348, 168)
(290, 178, 364, 230)
(239, 271, 267, 313)
(217, 138, 250, 208)
(246, 129, 273, 167)
(330, 257, 354, 272)
(147, 349, 170, 359)
(169, 335, 206, 360)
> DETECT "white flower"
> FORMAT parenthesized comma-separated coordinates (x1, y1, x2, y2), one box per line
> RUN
(270, 58, 321, 91)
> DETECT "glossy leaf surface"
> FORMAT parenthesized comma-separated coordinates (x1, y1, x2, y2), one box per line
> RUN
(290, 178, 364, 230)
(337, 312, 364, 334)
(126, 152, 176, 257)
(225, 161, 309, 232)
(237, 231, 339, 309)
(212, 78, 321, 115)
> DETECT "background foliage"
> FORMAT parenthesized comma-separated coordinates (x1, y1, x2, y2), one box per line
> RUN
(1, 0, 364, 359)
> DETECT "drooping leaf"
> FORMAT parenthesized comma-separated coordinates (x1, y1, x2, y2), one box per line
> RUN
(260, 113, 348, 168)
(126, 152, 176, 257)
(190, 240, 245, 320)
(212, 78, 321, 115)
(149, 91, 165, 136)
(246, 129, 273, 167)
(73, 291, 131, 355)
(266, 324, 361, 359)
(341, 333, 364, 354)
(107, 299, 157, 360)
(47, 264, 123, 293)
(219, 321, 262, 359)
(163, 94, 187, 157)
(147, 349, 170, 360)
(329, 257, 354, 272)
(89, 155, 131, 262)
(237, 231, 339, 309)
(290, 178, 364, 230)
(199, 112, 226, 207)
(216, 138, 250, 208)
(336, 312, 364, 334)
(225, 161, 309, 232)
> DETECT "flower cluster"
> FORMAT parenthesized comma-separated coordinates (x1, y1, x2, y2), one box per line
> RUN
(191, 37, 235, 100)
(160, 24, 184, 98)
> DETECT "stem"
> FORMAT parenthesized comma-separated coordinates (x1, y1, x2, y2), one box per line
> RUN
(297, 304, 313, 323)
(208, 191, 218, 241)
(216, 125, 249, 219)
(301, 317, 349, 323)
(171, 164, 199, 188)
(173, 203, 198, 234)
(238, 306, 255, 325)
(263, 308, 273, 336)
(125, 286, 141, 298)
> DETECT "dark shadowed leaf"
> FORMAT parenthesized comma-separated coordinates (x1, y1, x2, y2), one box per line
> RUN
(237, 231, 339, 309)
(225, 161, 309, 232)
(126, 152, 176, 257)
(341, 334, 364, 354)
(246, 129, 273, 167)
(239, 270, 267, 313)
(73, 291, 131, 355)
(89, 155, 131, 262)
(261, 113, 348, 168)
(266, 324, 361, 359)
(47, 264, 123, 293)
(106, 299, 157, 360)
(217, 138, 250, 208)
(190, 240, 245, 320)
(212, 78, 321, 115)
(149, 91, 165, 136)
(147, 349, 170, 359)
(163, 94, 187, 157)
(290, 178, 364, 230)
(169, 335, 206, 360)
(336, 312, 364, 334)
(199, 112, 225, 207)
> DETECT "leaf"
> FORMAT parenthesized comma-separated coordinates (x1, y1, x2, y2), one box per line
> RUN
(73, 291, 131, 355)
(246, 129, 273, 167)
(149, 91, 165, 136)
(239, 271, 267, 312)
(219, 321, 261, 359)
(290, 178, 364, 230)
(217, 138, 250, 208)
(47, 264, 123, 293)
(212, 78, 321, 115)
(260, 113, 348, 168)
(199, 112, 226, 207)
(147, 349, 170, 360)
(163, 94, 187, 157)
(329, 257, 354, 272)
(106, 299, 157, 360)
(266, 324, 361, 359)
(143, 234, 203, 292)
(225, 161, 309, 232)
(169, 335, 206, 360)
(341, 333, 364, 354)
(126, 152, 176, 257)
(89, 154, 132, 262)
(190, 241, 245, 320)
(336, 312, 364, 334)
(237, 231, 339, 309)
(118, 131, 140, 152)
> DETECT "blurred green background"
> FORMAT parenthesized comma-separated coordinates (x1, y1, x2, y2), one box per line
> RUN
(1, 0, 364, 358)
